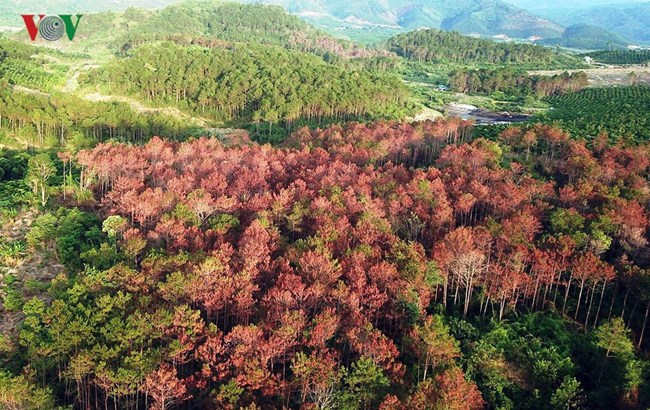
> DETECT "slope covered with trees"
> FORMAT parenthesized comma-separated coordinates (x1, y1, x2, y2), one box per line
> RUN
(118, 1, 375, 58)
(540, 24, 632, 50)
(31, 1, 377, 59)
(1, 118, 649, 409)
(0, 85, 204, 148)
(0, 40, 67, 92)
(449, 68, 588, 96)
(83, 42, 412, 135)
(385, 29, 582, 68)
(1, 2, 650, 409)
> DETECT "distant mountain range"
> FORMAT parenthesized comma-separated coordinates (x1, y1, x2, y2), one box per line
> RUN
(244, 0, 564, 39)
(506, 1, 650, 44)
(540, 24, 634, 50)
(0, 0, 647, 48)
(0, 0, 564, 39)
(506, 0, 647, 13)
(551, 3, 650, 44)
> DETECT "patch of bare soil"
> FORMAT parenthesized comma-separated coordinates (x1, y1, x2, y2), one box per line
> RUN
(528, 65, 650, 87)
(83, 92, 212, 127)
(0, 210, 64, 343)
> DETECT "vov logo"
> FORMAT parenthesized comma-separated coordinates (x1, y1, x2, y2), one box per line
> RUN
(21, 15, 83, 41)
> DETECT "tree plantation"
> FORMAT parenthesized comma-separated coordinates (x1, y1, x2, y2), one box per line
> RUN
(385, 29, 583, 68)
(83, 42, 412, 131)
(0, 118, 648, 409)
(0, 86, 204, 147)
(544, 86, 650, 143)
(1, 0, 650, 409)
(449, 68, 588, 97)
(583, 50, 650, 66)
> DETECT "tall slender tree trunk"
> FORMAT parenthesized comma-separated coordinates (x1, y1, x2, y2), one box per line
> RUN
(574, 280, 585, 320)
(594, 281, 607, 328)
(621, 287, 630, 319)
(563, 272, 573, 314)
(499, 297, 506, 321)
(627, 301, 639, 329)
(598, 349, 610, 384)
(638, 301, 649, 349)
(608, 282, 617, 320)
(585, 281, 597, 327)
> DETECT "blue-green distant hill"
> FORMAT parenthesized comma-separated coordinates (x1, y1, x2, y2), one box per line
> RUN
(552, 3, 650, 44)
(507, 1, 650, 44)
(243, 0, 564, 39)
(540, 24, 634, 50)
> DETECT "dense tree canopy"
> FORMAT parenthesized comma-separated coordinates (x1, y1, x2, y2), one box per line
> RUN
(84, 42, 412, 128)
(1, 3, 649, 409)
(115, 2, 377, 59)
(2, 118, 647, 409)
(0, 85, 205, 147)
(385, 29, 583, 68)
(0, 40, 67, 92)
(449, 68, 588, 97)
(543, 86, 650, 143)
(583, 49, 650, 65)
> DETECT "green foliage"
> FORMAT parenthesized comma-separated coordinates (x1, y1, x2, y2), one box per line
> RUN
(0, 40, 66, 92)
(80, 242, 122, 271)
(55, 208, 103, 272)
(0, 150, 29, 181)
(171, 203, 200, 227)
(0, 85, 204, 148)
(85, 42, 412, 131)
(0, 151, 31, 210)
(119, 2, 365, 58)
(459, 313, 587, 409)
(18, 276, 167, 407)
(26, 208, 104, 272)
(0, 240, 25, 267)
(550, 208, 587, 245)
(23, 279, 50, 295)
(550, 377, 583, 410)
(26, 153, 55, 206)
(584, 49, 650, 65)
(102, 215, 128, 240)
(385, 29, 582, 68)
(214, 380, 244, 407)
(587, 318, 643, 406)
(594, 318, 634, 360)
(543, 86, 650, 143)
(540, 24, 631, 50)
(2, 287, 25, 312)
(624, 360, 646, 393)
(25, 213, 57, 250)
(209, 213, 240, 233)
(0, 370, 55, 409)
(449, 68, 588, 98)
(52, 1, 369, 59)
(339, 357, 390, 409)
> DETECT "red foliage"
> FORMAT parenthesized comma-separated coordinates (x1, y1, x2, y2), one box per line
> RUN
(72, 118, 650, 407)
